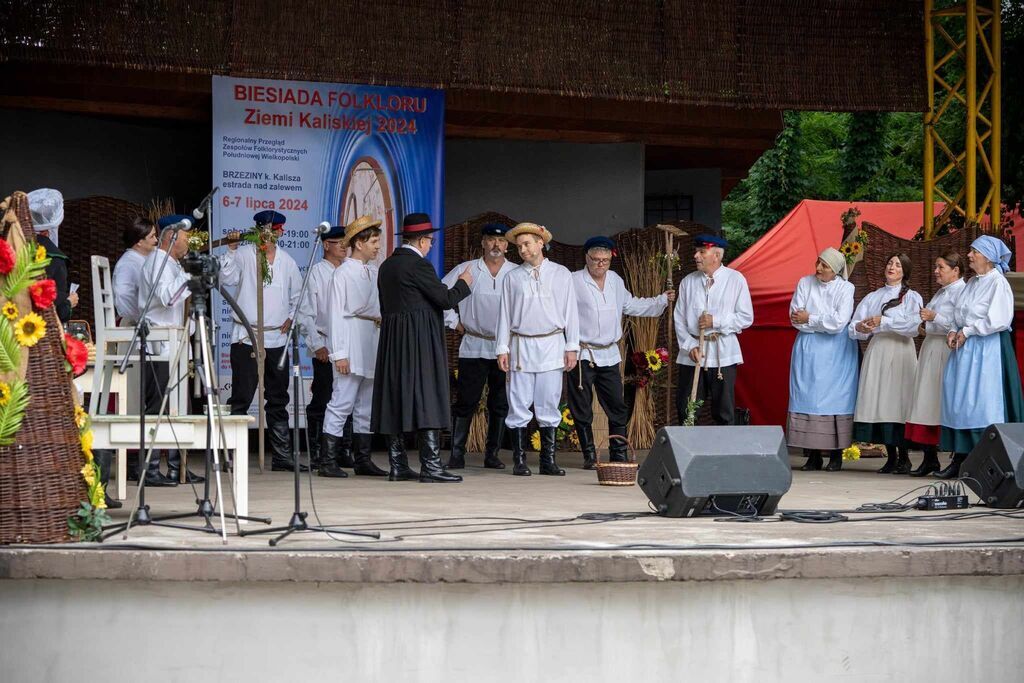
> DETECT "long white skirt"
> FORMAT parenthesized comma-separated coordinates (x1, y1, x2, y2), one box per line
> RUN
(853, 333, 918, 424)
(905, 334, 951, 426)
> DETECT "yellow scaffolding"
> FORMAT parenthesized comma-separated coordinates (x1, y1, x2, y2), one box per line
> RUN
(923, 0, 1002, 238)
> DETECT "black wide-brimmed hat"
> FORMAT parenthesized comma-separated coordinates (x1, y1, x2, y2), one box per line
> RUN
(397, 212, 441, 237)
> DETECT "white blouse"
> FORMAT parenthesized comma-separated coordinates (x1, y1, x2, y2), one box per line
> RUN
(573, 269, 667, 367)
(789, 275, 855, 334)
(112, 248, 146, 324)
(299, 258, 340, 353)
(922, 278, 966, 335)
(673, 265, 753, 366)
(953, 269, 1014, 338)
(442, 258, 518, 359)
(848, 284, 924, 340)
(219, 244, 303, 348)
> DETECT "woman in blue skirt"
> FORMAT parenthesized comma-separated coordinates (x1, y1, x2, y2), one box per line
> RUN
(938, 236, 1024, 478)
(786, 248, 859, 471)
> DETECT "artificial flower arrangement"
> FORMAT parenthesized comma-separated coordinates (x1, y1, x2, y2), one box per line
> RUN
(627, 346, 670, 389)
(68, 405, 110, 541)
(839, 207, 869, 267)
(245, 225, 282, 286)
(530, 403, 580, 451)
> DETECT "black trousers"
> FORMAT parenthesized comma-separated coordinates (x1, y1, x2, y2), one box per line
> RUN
(228, 342, 289, 424)
(676, 363, 738, 425)
(565, 361, 629, 436)
(452, 357, 509, 420)
(142, 359, 169, 416)
(307, 357, 333, 423)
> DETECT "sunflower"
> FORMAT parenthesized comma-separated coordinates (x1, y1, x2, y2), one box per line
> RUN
(849, 241, 862, 255)
(561, 408, 574, 427)
(839, 242, 854, 256)
(34, 244, 47, 263)
(14, 312, 46, 347)
(645, 350, 663, 372)
(1, 302, 16, 320)
(530, 430, 541, 451)
(0, 381, 9, 406)
(857, 230, 869, 242)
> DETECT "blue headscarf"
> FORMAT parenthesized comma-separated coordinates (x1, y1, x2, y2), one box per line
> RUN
(971, 235, 1011, 273)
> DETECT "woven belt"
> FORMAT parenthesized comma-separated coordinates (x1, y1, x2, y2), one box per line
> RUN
(232, 318, 284, 332)
(511, 328, 564, 370)
(354, 315, 381, 328)
(577, 340, 617, 389)
(692, 332, 724, 379)
(463, 327, 496, 341)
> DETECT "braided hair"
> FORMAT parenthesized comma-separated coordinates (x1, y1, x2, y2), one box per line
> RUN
(880, 252, 912, 314)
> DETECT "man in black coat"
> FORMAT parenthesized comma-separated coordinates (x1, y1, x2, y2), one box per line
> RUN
(372, 213, 473, 482)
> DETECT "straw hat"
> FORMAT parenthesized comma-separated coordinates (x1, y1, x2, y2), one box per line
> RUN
(343, 215, 383, 244)
(505, 222, 553, 244)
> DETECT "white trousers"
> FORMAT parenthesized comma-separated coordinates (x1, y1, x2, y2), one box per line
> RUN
(324, 372, 373, 435)
(505, 369, 563, 428)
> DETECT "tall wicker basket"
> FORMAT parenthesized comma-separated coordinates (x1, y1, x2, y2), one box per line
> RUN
(0, 192, 87, 544)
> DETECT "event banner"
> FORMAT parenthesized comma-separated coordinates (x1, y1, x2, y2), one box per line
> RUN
(211, 75, 445, 422)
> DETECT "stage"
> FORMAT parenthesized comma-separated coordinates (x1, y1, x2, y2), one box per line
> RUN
(2, 451, 1023, 681)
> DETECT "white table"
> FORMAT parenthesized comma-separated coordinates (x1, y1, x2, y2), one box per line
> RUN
(90, 414, 254, 521)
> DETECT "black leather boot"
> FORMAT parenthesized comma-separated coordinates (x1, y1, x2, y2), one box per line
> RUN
(576, 423, 596, 470)
(483, 413, 506, 469)
(877, 445, 899, 473)
(418, 429, 462, 482)
(891, 446, 912, 475)
(336, 415, 355, 468)
(306, 414, 323, 472)
(387, 434, 418, 481)
(538, 426, 565, 476)
(801, 449, 823, 471)
(608, 430, 629, 463)
(94, 449, 123, 509)
(270, 422, 307, 472)
(910, 447, 941, 477)
(167, 449, 205, 484)
(936, 452, 967, 480)
(510, 427, 531, 476)
(317, 432, 349, 478)
(143, 449, 176, 487)
(353, 433, 387, 476)
(824, 450, 843, 471)
(447, 416, 472, 469)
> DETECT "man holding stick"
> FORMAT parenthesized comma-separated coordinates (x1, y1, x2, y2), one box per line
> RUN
(673, 234, 753, 426)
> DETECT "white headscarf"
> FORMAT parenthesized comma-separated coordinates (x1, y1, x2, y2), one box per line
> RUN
(27, 188, 64, 246)
(818, 247, 847, 280)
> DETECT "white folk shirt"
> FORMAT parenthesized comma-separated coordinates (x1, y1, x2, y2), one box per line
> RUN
(789, 275, 855, 334)
(219, 244, 302, 349)
(137, 247, 190, 354)
(922, 278, 966, 335)
(952, 269, 1014, 337)
(848, 284, 924, 340)
(442, 258, 518, 359)
(300, 259, 340, 353)
(495, 258, 580, 373)
(112, 248, 146, 324)
(673, 266, 753, 367)
(573, 269, 667, 367)
(326, 258, 381, 379)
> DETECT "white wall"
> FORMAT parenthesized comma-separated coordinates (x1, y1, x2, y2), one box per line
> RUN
(445, 139, 645, 245)
(3, 575, 1022, 682)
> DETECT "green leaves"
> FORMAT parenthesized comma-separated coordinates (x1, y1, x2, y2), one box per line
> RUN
(0, 319, 21, 373)
(0, 379, 29, 446)
(1, 243, 50, 300)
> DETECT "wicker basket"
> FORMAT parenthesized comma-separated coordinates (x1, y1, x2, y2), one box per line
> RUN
(595, 434, 638, 486)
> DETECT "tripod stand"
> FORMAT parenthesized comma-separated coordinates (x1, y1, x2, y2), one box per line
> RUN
(240, 227, 379, 546)
(103, 247, 271, 541)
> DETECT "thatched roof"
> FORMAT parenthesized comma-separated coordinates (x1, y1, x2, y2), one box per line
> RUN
(1, 0, 924, 112)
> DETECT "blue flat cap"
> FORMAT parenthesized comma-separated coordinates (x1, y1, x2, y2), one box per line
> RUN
(253, 210, 287, 226)
(157, 214, 192, 229)
(694, 233, 728, 249)
(320, 225, 346, 241)
(481, 222, 510, 237)
(583, 236, 616, 253)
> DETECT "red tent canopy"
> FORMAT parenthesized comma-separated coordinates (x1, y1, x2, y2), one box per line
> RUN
(729, 199, 943, 427)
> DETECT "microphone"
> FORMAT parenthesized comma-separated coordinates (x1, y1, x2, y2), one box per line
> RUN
(192, 187, 220, 220)
(315, 221, 331, 235)
(165, 218, 192, 232)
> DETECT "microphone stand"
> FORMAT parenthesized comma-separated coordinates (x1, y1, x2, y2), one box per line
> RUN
(240, 226, 380, 545)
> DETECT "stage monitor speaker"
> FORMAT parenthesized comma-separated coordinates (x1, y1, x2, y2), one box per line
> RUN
(638, 426, 792, 518)
(960, 424, 1024, 509)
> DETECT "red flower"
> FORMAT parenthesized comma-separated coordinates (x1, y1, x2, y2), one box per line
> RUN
(656, 347, 670, 362)
(631, 351, 646, 368)
(0, 240, 14, 274)
(64, 333, 88, 376)
(28, 279, 57, 310)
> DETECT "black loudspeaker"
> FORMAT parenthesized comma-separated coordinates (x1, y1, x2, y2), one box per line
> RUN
(960, 424, 1024, 509)
(638, 426, 792, 517)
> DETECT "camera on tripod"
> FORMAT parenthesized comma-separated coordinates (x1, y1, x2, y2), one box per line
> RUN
(181, 251, 220, 295)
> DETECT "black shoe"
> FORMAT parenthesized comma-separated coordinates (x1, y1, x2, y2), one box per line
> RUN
(352, 433, 387, 476)
(387, 434, 419, 481)
(910, 449, 941, 477)
(317, 432, 349, 478)
(801, 450, 823, 471)
(824, 450, 843, 472)
(167, 469, 206, 484)
(538, 426, 564, 476)
(608, 431, 629, 463)
(510, 427, 531, 476)
(483, 413, 506, 469)
(269, 422, 308, 472)
(877, 446, 898, 474)
(104, 494, 123, 509)
(418, 429, 462, 482)
(891, 448, 912, 475)
(336, 415, 355, 468)
(576, 423, 597, 470)
(936, 452, 967, 480)
(143, 471, 178, 487)
(447, 416, 472, 469)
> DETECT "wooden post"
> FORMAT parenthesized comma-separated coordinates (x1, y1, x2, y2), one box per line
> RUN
(255, 256, 265, 473)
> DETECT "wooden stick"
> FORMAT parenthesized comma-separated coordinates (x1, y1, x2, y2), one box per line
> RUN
(689, 325, 705, 404)
(256, 255, 265, 474)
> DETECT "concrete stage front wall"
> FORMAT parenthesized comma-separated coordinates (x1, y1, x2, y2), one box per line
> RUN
(3, 575, 1022, 682)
